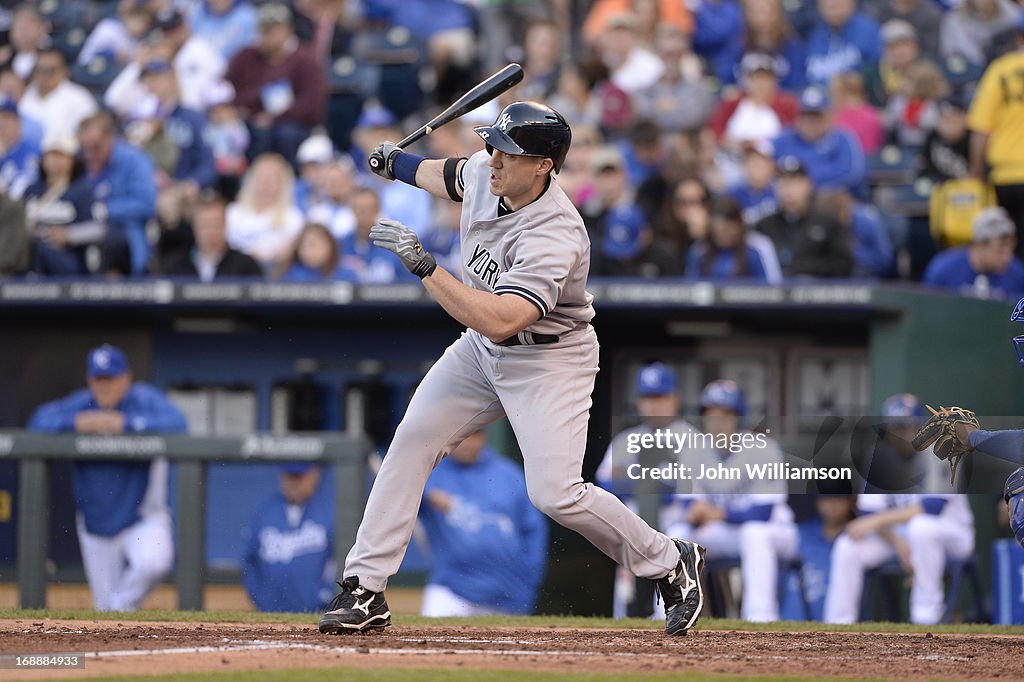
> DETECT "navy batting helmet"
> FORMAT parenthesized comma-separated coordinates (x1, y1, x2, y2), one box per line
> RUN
(699, 380, 748, 417)
(1006, 467, 1024, 549)
(474, 101, 572, 173)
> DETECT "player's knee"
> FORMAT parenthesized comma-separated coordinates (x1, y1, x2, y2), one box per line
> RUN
(907, 514, 941, 543)
(526, 480, 581, 519)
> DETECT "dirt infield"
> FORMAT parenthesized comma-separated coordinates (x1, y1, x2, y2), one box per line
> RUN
(2, 619, 1023, 681)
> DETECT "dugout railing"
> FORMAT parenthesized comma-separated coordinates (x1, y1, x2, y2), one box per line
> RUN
(0, 432, 372, 610)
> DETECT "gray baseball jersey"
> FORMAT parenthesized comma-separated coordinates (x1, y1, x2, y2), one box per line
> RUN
(459, 150, 595, 338)
(344, 150, 680, 594)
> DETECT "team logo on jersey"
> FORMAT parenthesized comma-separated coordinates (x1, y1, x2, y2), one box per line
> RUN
(467, 243, 503, 288)
(496, 112, 513, 132)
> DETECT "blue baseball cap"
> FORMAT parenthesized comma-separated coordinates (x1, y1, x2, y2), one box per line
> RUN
(87, 344, 130, 378)
(637, 363, 677, 397)
(280, 461, 318, 475)
(881, 392, 925, 427)
(799, 86, 830, 113)
(140, 59, 172, 77)
(0, 96, 18, 115)
(699, 379, 748, 417)
(357, 103, 397, 129)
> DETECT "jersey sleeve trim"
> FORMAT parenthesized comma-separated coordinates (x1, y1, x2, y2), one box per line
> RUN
(494, 284, 549, 317)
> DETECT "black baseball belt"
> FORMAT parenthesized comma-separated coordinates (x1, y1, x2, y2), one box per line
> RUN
(496, 332, 560, 346)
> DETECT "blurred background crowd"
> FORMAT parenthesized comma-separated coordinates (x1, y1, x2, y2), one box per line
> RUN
(1, 0, 1024, 297)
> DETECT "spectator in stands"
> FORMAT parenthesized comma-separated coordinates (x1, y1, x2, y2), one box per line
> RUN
(26, 134, 104, 276)
(19, 49, 97, 141)
(163, 189, 262, 280)
(77, 110, 157, 275)
(940, 0, 1021, 67)
(0, 171, 28, 275)
(967, 18, 1024, 257)
(340, 186, 400, 284)
(27, 344, 187, 611)
(710, 52, 798, 151)
(583, 0, 693, 47)
(773, 86, 867, 194)
(350, 104, 431, 235)
(823, 494, 975, 624)
(755, 156, 854, 278)
(654, 176, 711, 263)
(0, 65, 42, 152)
(419, 430, 548, 617)
(816, 189, 893, 277)
(0, 96, 39, 199)
(581, 146, 676, 277)
(596, 12, 662, 95)
(866, 0, 941, 59)
(728, 140, 779, 226)
(864, 19, 922, 108)
(226, 152, 303, 270)
(863, 394, 954, 494)
(918, 94, 970, 183)
(557, 123, 602, 204)
(691, 0, 743, 77)
(225, 3, 325, 166)
(78, 0, 154, 68)
(106, 8, 225, 119)
(294, 132, 334, 212)
(276, 222, 359, 283)
(884, 60, 950, 149)
(475, 0, 554, 73)
(517, 20, 563, 103)
(685, 196, 776, 283)
(422, 199, 462, 276)
(718, 0, 807, 92)
(633, 26, 715, 135)
(831, 72, 884, 156)
(305, 157, 357, 240)
(0, 4, 49, 79)
(134, 60, 217, 232)
(202, 80, 249, 187)
(923, 206, 1024, 297)
(805, 0, 882, 87)
(241, 462, 336, 612)
(190, 0, 259, 61)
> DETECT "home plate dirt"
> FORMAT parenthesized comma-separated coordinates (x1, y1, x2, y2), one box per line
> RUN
(1, 619, 1022, 680)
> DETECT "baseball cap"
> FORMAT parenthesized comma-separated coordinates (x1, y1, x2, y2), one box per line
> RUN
(43, 133, 79, 156)
(881, 19, 917, 45)
(881, 393, 925, 419)
(972, 206, 1016, 243)
(87, 344, 130, 378)
(203, 79, 235, 109)
(297, 134, 336, 165)
(140, 59, 172, 77)
(606, 12, 638, 31)
(590, 145, 625, 174)
(741, 52, 778, 76)
(280, 461, 318, 475)
(258, 3, 292, 28)
(357, 103, 397, 129)
(742, 138, 774, 158)
(154, 8, 185, 31)
(798, 86, 830, 114)
(636, 363, 677, 397)
(0, 96, 18, 115)
(776, 155, 808, 177)
(937, 92, 967, 115)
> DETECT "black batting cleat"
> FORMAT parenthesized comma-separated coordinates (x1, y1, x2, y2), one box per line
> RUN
(319, 576, 392, 634)
(656, 539, 706, 636)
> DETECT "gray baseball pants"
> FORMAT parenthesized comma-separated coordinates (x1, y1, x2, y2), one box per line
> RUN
(344, 327, 680, 592)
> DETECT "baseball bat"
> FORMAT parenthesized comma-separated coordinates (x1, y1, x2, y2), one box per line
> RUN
(368, 63, 524, 171)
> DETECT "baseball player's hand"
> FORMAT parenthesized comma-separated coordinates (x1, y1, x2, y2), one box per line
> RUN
(75, 410, 126, 434)
(368, 141, 401, 180)
(912, 405, 979, 485)
(369, 218, 437, 279)
(426, 489, 454, 514)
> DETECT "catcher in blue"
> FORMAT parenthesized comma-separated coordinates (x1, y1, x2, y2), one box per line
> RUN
(913, 295, 1024, 549)
(318, 102, 706, 636)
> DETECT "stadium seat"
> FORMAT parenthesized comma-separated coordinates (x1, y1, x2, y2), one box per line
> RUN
(70, 55, 124, 98)
(942, 54, 985, 92)
(353, 27, 424, 121)
(325, 56, 378, 153)
(874, 180, 932, 219)
(51, 27, 89, 63)
(860, 557, 987, 623)
(867, 145, 916, 186)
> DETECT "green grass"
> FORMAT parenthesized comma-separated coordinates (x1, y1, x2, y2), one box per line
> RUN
(40, 669, 895, 682)
(2, 608, 1023, 635)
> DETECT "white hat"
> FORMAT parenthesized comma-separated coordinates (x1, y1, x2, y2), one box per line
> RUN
(43, 133, 79, 156)
(296, 134, 336, 165)
(204, 80, 236, 109)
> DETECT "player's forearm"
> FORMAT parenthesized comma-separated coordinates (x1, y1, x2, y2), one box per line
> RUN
(969, 429, 1024, 465)
(411, 159, 454, 200)
(864, 503, 922, 532)
(423, 267, 538, 342)
(969, 131, 989, 179)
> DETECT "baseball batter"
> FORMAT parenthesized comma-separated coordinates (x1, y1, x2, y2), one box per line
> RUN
(319, 102, 705, 636)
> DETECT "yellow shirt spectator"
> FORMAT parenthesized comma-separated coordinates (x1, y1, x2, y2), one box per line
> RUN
(968, 51, 1024, 185)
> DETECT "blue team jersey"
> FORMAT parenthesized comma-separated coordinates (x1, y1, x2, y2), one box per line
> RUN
(923, 248, 1024, 297)
(419, 448, 548, 614)
(773, 127, 866, 194)
(241, 483, 336, 612)
(27, 382, 188, 536)
(0, 135, 40, 199)
(779, 519, 832, 621)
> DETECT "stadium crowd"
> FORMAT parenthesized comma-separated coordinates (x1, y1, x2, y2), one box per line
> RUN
(1, 0, 1024, 295)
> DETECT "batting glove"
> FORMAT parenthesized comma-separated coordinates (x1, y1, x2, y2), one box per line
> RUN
(368, 141, 401, 180)
(369, 218, 437, 279)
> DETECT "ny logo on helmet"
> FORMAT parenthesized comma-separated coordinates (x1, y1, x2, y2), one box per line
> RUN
(496, 113, 513, 132)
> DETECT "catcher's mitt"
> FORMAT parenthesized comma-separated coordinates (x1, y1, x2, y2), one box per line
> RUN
(911, 405, 980, 485)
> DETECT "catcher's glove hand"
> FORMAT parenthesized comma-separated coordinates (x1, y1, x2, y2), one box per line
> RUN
(911, 405, 980, 485)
